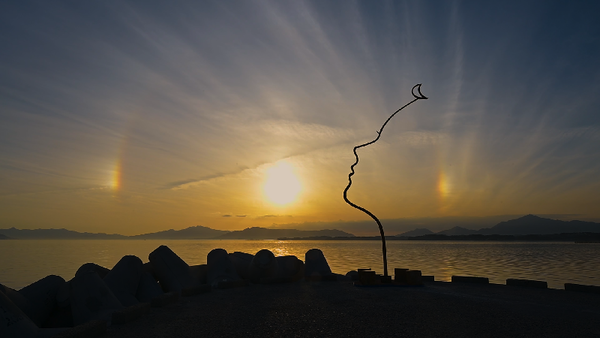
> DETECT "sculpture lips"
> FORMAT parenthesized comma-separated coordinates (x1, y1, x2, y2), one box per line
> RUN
(411, 83, 428, 100)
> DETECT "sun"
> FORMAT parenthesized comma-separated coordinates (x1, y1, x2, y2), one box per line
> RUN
(263, 161, 302, 206)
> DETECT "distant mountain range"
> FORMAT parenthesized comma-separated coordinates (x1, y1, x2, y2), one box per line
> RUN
(0, 226, 354, 240)
(129, 226, 229, 239)
(0, 227, 126, 239)
(2, 215, 598, 240)
(478, 214, 600, 235)
(436, 226, 479, 236)
(219, 227, 353, 239)
(0, 233, 10, 240)
(397, 215, 600, 237)
(398, 228, 433, 237)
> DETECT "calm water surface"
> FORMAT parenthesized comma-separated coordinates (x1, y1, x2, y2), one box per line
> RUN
(1, 240, 598, 289)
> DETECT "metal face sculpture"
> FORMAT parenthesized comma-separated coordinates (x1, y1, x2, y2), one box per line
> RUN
(343, 84, 428, 277)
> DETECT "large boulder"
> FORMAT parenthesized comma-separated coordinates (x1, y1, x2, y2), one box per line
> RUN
(69, 272, 123, 326)
(148, 245, 194, 293)
(249, 249, 279, 283)
(18, 275, 65, 327)
(304, 249, 333, 280)
(103, 256, 144, 307)
(206, 249, 241, 287)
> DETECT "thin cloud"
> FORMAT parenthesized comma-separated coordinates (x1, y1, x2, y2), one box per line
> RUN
(164, 167, 249, 190)
(256, 214, 293, 219)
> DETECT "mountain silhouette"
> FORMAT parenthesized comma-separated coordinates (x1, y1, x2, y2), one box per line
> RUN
(478, 214, 600, 235)
(217, 227, 354, 240)
(0, 225, 354, 240)
(0, 227, 126, 239)
(437, 226, 478, 236)
(131, 225, 228, 239)
(395, 215, 600, 237)
(396, 228, 433, 237)
(2, 215, 598, 239)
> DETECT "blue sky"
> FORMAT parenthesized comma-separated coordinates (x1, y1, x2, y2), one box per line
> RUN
(1, 1, 599, 235)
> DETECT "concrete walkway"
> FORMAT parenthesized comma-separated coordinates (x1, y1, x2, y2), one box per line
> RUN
(105, 281, 600, 337)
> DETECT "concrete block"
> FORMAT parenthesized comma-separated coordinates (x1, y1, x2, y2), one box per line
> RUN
(345, 271, 359, 281)
(104, 255, 144, 307)
(148, 246, 194, 293)
(229, 252, 254, 280)
(422, 275, 435, 282)
(41, 303, 72, 328)
(18, 275, 65, 327)
(75, 263, 110, 279)
(304, 249, 332, 280)
(51, 319, 106, 338)
(249, 249, 279, 284)
(0, 283, 28, 315)
(564, 283, 600, 294)
(394, 268, 409, 284)
(207, 249, 241, 287)
(358, 270, 377, 285)
(407, 270, 423, 285)
(0, 290, 39, 338)
(111, 303, 150, 325)
(452, 276, 489, 284)
(189, 264, 208, 285)
(506, 279, 547, 289)
(55, 281, 71, 309)
(135, 271, 163, 303)
(275, 255, 304, 282)
(143, 262, 158, 281)
(69, 272, 123, 326)
(46, 279, 72, 328)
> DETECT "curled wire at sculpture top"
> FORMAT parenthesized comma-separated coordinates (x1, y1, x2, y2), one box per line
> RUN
(343, 84, 428, 277)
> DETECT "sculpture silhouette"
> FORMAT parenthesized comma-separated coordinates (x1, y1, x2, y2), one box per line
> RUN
(343, 84, 428, 277)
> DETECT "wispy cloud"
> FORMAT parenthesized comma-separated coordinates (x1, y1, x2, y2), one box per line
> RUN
(1, 1, 600, 233)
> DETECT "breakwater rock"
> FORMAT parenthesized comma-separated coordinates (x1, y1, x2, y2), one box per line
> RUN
(1, 246, 342, 338)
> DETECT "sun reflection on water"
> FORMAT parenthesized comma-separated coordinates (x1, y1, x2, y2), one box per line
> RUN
(2, 240, 600, 290)
(271, 241, 292, 257)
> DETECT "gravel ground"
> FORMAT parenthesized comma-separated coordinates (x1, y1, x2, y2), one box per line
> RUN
(104, 281, 600, 337)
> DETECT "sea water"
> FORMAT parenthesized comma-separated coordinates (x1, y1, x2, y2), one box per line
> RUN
(1, 239, 598, 289)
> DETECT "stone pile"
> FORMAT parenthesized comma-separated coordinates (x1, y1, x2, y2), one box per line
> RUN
(1, 246, 343, 338)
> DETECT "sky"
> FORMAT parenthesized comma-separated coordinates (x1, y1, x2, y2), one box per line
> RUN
(1, 1, 600, 236)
